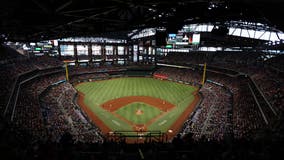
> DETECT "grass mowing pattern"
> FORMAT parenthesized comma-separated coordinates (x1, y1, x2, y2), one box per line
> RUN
(75, 77, 197, 133)
(115, 102, 162, 124)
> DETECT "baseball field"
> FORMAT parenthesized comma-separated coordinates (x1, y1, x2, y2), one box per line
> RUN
(75, 77, 199, 140)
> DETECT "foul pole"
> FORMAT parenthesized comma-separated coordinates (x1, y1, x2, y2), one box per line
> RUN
(201, 63, 207, 85)
(65, 62, 69, 81)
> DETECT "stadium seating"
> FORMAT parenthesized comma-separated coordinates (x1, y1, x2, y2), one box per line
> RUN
(0, 47, 283, 160)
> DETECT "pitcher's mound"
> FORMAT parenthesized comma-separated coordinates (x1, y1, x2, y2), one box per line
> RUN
(136, 109, 144, 115)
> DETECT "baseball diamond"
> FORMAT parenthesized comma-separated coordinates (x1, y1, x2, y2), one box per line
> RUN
(75, 77, 199, 140)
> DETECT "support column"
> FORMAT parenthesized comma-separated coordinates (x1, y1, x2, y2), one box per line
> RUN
(74, 44, 79, 67)
(112, 45, 117, 64)
(129, 45, 133, 63)
(154, 47, 157, 64)
(145, 46, 149, 64)
(58, 41, 61, 60)
(88, 43, 93, 66)
(137, 44, 140, 63)
(124, 45, 128, 65)
(151, 47, 155, 64)
(101, 44, 106, 65)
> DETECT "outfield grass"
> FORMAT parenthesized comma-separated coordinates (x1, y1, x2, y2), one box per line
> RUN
(75, 77, 197, 133)
(115, 102, 162, 124)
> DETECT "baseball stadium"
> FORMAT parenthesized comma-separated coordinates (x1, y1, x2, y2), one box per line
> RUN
(0, 0, 284, 160)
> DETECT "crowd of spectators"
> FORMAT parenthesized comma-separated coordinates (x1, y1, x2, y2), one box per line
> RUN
(232, 77, 267, 139)
(209, 54, 282, 116)
(70, 73, 109, 83)
(0, 53, 63, 113)
(7, 67, 105, 144)
(158, 51, 262, 68)
(182, 82, 232, 141)
(158, 51, 213, 65)
(158, 51, 283, 115)
(0, 55, 156, 145)
(154, 67, 202, 86)
(69, 65, 122, 74)
(0, 44, 26, 64)
(203, 73, 261, 139)
(30, 56, 63, 69)
(12, 74, 65, 141)
(40, 82, 103, 143)
(264, 54, 284, 71)
(250, 68, 283, 114)
(0, 61, 39, 114)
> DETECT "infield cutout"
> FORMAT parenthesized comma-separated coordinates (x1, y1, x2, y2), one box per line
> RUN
(101, 96, 175, 112)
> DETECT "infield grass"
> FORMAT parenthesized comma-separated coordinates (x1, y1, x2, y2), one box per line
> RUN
(115, 102, 162, 124)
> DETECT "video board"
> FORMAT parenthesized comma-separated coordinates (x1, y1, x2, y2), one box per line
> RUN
(60, 45, 74, 56)
(118, 46, 124, 55)
(166, 32, 200, 47)
(77, 45, 88, 55)
(92, 45, 101, 55)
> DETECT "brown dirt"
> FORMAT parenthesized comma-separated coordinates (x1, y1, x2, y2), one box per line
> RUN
(101, 96, 175, 112)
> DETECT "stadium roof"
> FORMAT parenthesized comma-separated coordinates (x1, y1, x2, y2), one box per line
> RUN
(1, 0, 284, 41)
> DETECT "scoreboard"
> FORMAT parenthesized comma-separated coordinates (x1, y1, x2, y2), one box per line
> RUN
(166, 31, 200, 48)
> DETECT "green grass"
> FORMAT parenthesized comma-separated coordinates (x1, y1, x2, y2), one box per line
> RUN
(75, 77, 197, 133)
(115, 102, 162, 124)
